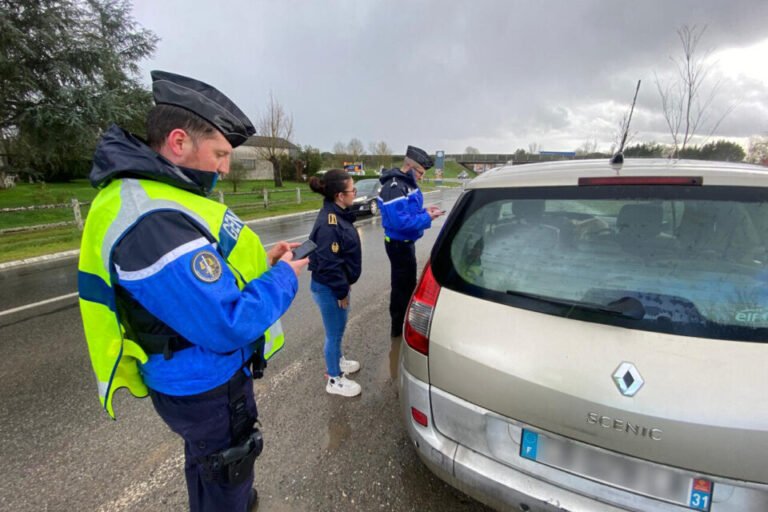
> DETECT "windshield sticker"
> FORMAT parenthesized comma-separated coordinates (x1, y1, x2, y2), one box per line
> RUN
(734, 309, 768, 325)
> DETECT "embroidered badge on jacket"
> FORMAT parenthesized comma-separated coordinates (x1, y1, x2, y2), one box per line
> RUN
(191, 250, 222, 283)
(331, 242, 340, 253)
(328, 213, 337, 225)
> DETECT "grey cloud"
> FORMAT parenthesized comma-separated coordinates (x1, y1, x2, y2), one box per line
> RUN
(132, 0, 768, 152)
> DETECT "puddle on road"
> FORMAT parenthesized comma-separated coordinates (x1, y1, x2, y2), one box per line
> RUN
(388, 337, 401, 382)
(373, 337, 401, 385)
(321, 395, 352, 452)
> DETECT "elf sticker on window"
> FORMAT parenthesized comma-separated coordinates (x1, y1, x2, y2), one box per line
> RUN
(734, 308, 768, 326)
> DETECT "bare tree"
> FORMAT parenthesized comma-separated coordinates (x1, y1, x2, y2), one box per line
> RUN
(465, 146, 480, 154)
(257, 92, 293, 187)
(747, 135, 768, 165)
(374, 140, 392, 156)
(227, 160, 248, 193)
(527, 142, 540, 155)
(575, 138, 599, 156)
(332, 141, 347, 155)
(368, 140, 393, 170)
(347, 138, 365, 160)
(655, 25, 735, 158)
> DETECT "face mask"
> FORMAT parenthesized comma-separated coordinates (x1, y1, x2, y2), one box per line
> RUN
(210, 172, 219, 192)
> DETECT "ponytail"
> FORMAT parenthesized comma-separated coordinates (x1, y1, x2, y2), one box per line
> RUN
(308, 169, 351, 201)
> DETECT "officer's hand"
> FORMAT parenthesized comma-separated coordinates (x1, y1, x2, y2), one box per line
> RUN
(427, 206, 445, 220)
(268, 241, 300, 266)
(338, 296, 349, 309)
(279, 250, 309, 277)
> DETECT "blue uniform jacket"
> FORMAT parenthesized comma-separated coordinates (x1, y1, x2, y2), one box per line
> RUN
(308, 200, 362, 300)
(377, 168, 432, 241)
(91, 127, 298, 396)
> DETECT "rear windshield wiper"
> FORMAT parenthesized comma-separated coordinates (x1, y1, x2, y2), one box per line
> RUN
(505, 290, 645, 320)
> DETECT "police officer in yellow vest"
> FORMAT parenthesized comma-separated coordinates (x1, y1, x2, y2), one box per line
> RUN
(77, 71, 308, 512)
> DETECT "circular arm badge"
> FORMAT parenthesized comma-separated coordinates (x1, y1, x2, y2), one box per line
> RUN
(191, 250, 222, 283)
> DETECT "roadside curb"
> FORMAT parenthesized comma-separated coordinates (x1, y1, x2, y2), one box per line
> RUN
(0, 249, 82, 271)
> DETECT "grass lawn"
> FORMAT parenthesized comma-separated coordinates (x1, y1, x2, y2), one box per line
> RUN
(0, 173, 461, 264)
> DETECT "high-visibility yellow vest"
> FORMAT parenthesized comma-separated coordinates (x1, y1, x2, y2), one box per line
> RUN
(78, 178, 284, 419)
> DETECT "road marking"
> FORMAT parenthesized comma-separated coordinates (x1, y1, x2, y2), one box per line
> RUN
(0, 292, 79, 318)
(97, 453, 184, 512)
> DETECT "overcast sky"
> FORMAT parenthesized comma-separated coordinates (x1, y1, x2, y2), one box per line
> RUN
(131, 0, 768, 154)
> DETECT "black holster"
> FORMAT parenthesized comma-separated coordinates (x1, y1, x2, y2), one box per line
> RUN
(200, 428, 263, 484)
(199, 370, 263, 484)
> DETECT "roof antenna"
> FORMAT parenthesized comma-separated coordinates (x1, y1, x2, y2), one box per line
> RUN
(611, 79, 641, 168)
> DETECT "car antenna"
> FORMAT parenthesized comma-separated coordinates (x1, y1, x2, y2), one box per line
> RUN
(611, 79, 641, 168)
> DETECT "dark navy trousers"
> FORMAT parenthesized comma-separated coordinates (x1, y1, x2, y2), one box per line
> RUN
(150, 371, 257, 512)
(384, 239, 417, 337)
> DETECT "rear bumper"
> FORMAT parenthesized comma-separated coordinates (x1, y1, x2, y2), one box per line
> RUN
(399, 363, 768, 512)
(399, 364, 623, 511)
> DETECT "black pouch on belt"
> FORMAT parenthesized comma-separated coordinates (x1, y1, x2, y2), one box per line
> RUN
(249, 335, 267, 379)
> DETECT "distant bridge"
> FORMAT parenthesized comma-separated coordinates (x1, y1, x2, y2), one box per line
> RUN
(446, 153, 579, 172)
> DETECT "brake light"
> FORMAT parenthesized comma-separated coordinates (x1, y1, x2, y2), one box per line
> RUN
(404, 261, 440, 355)
(578, 176, 702, 186)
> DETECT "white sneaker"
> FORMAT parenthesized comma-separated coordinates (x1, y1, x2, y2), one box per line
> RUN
(326, 375, 362, 397)
(339, 356, 360, 374)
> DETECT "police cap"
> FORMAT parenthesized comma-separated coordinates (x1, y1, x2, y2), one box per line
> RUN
(406, 145, 434, 170)
(151, 70, 256, 148)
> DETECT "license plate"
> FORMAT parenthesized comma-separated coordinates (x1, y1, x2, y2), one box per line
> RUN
(520, 428, 712, 511)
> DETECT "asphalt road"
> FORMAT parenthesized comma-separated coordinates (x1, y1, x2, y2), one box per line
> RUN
(0, 188, 493, 512)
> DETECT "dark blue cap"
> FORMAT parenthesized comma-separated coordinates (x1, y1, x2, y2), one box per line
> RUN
(151, 70, 256, 148)
(406, 145, 434, 170)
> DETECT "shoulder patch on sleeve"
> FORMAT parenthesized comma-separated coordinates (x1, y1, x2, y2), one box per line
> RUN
(191, 250, 222, 283)
(328, 213, 337, 225)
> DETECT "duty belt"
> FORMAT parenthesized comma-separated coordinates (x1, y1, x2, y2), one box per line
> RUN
(135, 332, 194, 360)
(384, 236, 413, 243)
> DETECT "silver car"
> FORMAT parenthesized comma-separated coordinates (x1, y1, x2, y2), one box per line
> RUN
(399, 158, 768, 511)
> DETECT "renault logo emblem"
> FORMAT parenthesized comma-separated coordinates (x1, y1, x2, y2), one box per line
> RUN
(612, 362, 644, 397)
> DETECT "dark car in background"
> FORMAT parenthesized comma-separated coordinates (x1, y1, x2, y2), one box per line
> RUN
(350, 178, 382, 217)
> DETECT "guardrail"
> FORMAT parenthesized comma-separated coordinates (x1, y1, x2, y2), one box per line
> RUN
(0, 188, 306, 235)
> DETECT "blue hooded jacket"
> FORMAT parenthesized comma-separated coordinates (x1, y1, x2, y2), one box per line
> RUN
(90, 126, 298, 396)
(376, 168, 432, 241)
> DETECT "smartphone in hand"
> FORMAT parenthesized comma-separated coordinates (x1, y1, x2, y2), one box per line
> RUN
(292, 239, 317, 260)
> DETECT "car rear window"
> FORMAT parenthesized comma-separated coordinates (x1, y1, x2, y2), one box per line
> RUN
(431, 185, 768, 342)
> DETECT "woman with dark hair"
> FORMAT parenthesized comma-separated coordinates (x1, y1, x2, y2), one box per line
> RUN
(307, 169, 363, 397)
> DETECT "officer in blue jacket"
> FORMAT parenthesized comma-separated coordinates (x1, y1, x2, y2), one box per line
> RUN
(87, 71, 308, 511)
(377, 146, 445, 337)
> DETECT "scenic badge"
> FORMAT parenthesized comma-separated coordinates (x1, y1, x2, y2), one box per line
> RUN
(191, 250, 222, 283)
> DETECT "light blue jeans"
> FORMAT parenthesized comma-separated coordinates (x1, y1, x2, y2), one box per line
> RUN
(310, 279, 349, 378)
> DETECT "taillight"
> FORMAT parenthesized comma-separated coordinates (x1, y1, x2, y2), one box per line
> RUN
(404, 261, 440, 355)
